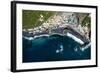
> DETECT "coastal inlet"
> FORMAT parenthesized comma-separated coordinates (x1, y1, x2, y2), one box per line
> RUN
(22, 10, 91, 63)
(23, 33, 91, 62)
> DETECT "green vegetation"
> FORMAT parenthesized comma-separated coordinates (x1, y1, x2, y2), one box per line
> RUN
(22, 10, 56, 29)
(81, 14, 91, 29)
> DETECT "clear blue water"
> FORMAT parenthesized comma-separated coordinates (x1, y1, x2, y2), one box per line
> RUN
(23, 34, 91, 63)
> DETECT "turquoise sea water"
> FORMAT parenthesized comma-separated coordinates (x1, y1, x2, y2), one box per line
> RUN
(23, 34, 91, 63)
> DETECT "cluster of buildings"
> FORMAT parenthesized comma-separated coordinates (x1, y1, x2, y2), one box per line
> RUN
(23, 12, 90, 40)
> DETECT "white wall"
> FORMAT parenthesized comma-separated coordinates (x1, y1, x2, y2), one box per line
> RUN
(0, 0, 99, 73)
